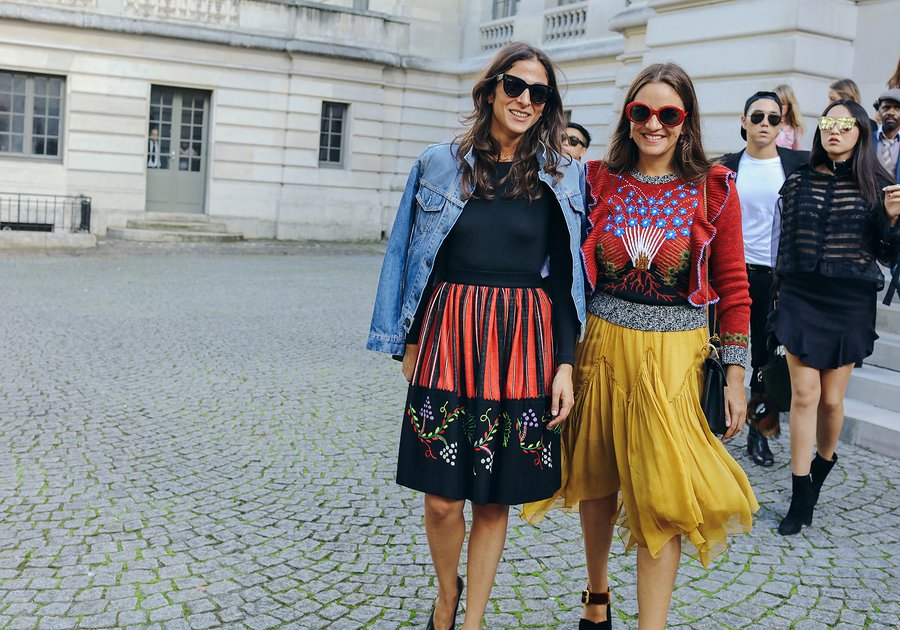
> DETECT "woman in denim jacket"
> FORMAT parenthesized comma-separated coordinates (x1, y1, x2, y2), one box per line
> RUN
(367, 42, 586, 630)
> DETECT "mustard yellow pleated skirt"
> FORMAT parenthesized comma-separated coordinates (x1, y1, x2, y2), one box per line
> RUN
(522, 314, 758, 567)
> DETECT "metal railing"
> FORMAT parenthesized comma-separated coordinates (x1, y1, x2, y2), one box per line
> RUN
(544, 3, 587, 43)
(0, 192, 91, 233)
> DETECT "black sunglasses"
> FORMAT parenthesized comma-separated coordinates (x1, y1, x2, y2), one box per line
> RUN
(749, 112, 782, 126)
(495, 74, 554, 105)
(564, 134, 587, 149)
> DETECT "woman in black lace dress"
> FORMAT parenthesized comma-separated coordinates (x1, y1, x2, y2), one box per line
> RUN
(770, 99, 900, 535)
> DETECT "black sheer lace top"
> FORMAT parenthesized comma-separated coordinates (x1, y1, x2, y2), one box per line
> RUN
(774, 163, 900, 289)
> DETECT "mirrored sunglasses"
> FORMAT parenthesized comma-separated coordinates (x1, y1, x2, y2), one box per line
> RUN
(625, 102, 688, 127)
(749, 112, 782, 126)
(818, 116, 857, 132)
(495, 74, 553, 105)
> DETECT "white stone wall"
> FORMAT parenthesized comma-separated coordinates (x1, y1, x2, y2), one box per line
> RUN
(0, 2, 463, 240)
(0, 0, 897, 241)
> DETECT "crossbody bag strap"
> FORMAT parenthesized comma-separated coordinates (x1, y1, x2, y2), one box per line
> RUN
(703, 179, 717, 347)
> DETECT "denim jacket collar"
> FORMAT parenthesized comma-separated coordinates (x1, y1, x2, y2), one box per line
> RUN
(462, 142, 550, 168)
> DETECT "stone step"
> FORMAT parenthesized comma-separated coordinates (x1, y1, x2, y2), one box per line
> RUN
(840, 398, 900, 458)
(126, 219, 229, 233)
(845, 364, 900, 413)
(870, 331, 900, 372)
(877, 302, 900, 335)
(142, 212, 211, 223)
(106, 227, 242, 243)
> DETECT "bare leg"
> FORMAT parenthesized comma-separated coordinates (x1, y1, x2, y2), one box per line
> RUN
(785, 352, 822, 476)
(424, 494, 466, 630)
(636, 536, 681, 630)
(815, 363, 854, 460)
(579, 494, 617, 622)
(460, 503, 509, 630)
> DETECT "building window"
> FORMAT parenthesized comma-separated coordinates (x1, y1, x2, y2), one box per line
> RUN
(319, 101, 347, 166)
(557, 0, 581, 5)
(0, 71, 64, 158)
(492, 0, 518, 20)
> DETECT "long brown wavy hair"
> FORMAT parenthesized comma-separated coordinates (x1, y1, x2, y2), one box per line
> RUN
(889, 58, 900, 89)
(606, 63, 710, 183)
(828, 78, 862, 103)
(456, 42, 567, 201)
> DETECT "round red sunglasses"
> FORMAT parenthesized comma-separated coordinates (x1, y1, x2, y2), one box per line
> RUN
(625, 102, 688, 127)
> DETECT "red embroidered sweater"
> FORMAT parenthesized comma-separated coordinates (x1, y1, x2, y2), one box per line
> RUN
(583, 162, 750, 352)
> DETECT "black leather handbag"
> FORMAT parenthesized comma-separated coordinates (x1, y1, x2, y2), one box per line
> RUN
(761, 351, 792, 412)
(701, 315, 728, 436)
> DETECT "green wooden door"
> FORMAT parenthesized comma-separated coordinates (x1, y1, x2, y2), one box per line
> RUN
(146, 87, 209, 214)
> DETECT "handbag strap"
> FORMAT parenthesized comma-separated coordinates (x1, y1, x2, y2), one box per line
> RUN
(702, 178, 720, 359)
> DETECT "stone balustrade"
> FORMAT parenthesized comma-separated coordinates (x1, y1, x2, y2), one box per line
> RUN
(543, 3, 587, 44)
(480, 18, 514, 52)
(124, 0, 239, 27)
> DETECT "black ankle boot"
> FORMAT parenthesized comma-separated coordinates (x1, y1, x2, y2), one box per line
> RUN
(746, 425, 774, 466)
(778, 474, 814, 535)
(810, 452, 838, 512)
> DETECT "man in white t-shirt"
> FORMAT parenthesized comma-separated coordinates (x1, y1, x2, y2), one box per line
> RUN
(720, 91, 809, 467)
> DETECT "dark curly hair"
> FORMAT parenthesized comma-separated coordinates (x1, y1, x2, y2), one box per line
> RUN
(456, 42, 567, 202)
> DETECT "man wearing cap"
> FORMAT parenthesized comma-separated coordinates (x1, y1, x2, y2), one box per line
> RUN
(719, 91, 809, 466)
(874, 88, 900, 183)
(561, 122, 591, 162)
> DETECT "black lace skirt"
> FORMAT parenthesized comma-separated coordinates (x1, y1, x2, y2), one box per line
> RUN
(768, 272, 877, 370)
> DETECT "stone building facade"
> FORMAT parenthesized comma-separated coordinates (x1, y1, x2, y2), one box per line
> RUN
(0, 0, 896, 240)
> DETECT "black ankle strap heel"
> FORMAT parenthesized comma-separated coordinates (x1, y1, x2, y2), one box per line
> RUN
(579, 589, 611, 629)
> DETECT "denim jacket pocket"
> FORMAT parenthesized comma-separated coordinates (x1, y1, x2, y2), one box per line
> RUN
(414, 185, 447, 236)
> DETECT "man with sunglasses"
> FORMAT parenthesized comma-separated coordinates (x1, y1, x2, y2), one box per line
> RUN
(874, 89, 900, 308)
(719, 91, 809, 467)
(561, 122, 591, 162)
(874, 88, 900, 184)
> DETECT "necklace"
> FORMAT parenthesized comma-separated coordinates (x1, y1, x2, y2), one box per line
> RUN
(629, 168, 677, 184)
(498, 154, 515, 162)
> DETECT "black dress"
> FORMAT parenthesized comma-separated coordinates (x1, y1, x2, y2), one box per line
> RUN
(769, 163, 900, 369)
(396, 162, 578, 505)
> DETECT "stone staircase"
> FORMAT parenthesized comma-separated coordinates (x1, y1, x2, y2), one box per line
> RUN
(841, 287, 900, 457)
(106, 213, 243, 243)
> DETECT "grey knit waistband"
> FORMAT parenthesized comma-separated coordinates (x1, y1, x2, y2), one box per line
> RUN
(587, 292, 706, 332)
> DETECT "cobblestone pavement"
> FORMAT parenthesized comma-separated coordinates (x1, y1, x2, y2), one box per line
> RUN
(0, 240, 898, 630)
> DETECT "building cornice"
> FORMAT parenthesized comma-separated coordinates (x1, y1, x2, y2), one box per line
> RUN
(0, 3, 625, 76)
(608, 4, 654, 33)
(0, 3, 412, 67)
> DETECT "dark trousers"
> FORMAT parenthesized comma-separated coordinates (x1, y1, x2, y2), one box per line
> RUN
(747, 264, 775, 395)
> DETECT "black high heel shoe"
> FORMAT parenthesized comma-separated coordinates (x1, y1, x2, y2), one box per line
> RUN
(578, 589, 611, 629)
(426, 575, 464, 630)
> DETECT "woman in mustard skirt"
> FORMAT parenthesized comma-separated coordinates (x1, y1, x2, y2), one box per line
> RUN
(523, 63, 758, 629)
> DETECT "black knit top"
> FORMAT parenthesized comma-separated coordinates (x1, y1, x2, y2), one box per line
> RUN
(775, 163, 900, 289)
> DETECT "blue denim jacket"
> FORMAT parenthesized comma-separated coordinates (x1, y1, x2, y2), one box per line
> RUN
(367, 142, 587, 356)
